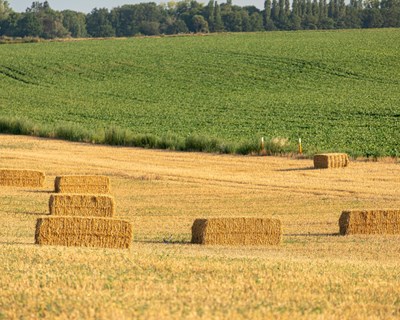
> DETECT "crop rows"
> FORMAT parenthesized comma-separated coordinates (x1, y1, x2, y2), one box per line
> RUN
(0, 29, 399, 156)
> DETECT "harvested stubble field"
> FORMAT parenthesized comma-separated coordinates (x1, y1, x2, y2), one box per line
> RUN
(0, 134, 399, 319)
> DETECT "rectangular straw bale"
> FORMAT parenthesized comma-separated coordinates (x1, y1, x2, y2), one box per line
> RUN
(0, 169, 45, 187)
(339, 209, 400, 235)
(49, 194, 115, 217)
(191, 217, 282, 245)
(35, 216, 132, 249)
(313, 153, 349, 169)
(55, 175, 110, 193)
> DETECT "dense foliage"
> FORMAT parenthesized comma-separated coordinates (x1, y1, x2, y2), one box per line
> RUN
(0, 30, 399, 157)
(0, 0, 399, 38)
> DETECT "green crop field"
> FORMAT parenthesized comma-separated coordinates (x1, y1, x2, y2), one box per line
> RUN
(1, 29, 399, 157)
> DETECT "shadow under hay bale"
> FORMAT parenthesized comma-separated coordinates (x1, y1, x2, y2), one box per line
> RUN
(0, 169, 45, 187)
(35, 216, 133, 249)
(313, 153, 349, 169)
(191, 217, 282, 245)
(339, 209, 400, 235)
(54, 175, 110, 194)
(49, 194, 115, 217)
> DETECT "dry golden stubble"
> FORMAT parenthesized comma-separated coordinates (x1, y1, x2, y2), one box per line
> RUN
(1, 135, 400, 319)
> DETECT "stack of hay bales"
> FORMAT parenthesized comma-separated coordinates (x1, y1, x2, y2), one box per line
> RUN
(313, 153, 349, 169)
(191, 217, 282, 245)
(35, 175, 132, 249)
(0, 169, 45, 187)
(339, 209, 400, 235)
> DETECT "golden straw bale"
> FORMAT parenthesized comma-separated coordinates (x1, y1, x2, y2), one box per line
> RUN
(54, 175, 110, 193)
(313, 153, 349, 169)
(35, 216, 132, 249)
(49, 194, 115, 217)
(191, 217, 282, 245)
(0, 169, 45, 187)
(339, 209, 400, 235)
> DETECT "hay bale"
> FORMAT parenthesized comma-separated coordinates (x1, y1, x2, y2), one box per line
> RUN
(191, 217, 282, 245)
(54, 175, 110, 194)
(339, 209, 400, 235)
(313, 153, 349, 169)
(0, 169, 45, 187)
(35, 216, 132, 249)
(49, 194, 115, 217)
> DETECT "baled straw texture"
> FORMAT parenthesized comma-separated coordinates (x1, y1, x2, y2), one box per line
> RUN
(0, 169, 45, 187)
(49, 194, 115, 217)
(339, 209, 400, 235)
(313, 153, 349, 169)
(55, 175, 110, 194)
(191, 217, 282, 245)
(35, 216, 133, 249)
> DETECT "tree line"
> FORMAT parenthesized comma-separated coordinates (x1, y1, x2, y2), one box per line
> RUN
(0, 0, 399, 39)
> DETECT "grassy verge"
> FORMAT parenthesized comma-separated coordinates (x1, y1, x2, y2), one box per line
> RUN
(0, 117, 296, 156)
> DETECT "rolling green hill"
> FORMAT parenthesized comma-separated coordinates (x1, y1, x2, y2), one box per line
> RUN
(1, 29, 399, 156)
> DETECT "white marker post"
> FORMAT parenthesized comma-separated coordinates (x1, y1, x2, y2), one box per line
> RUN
(298, 138, 303, 155)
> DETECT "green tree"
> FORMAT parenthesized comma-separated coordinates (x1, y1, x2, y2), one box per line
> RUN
(264, 0, 273, 30)
(42, 12, 69, 38)
(0, 0, 11, 20)
(214, 1, 223, 31)
(16, 12, 42, 36)
(285, 0, 291, 16)
(222, 9, 242, 31)
(271, 0, 280, 22)
(319, 16, 335, 28)
(292, 0, 300, 16)
(86, 8, 115, 37)
(302, 12, 318, 28)
(300, 0, 306, 16)
(289, 11, 302, 29)
(192, 14, 209, 32)
(306, 0, 313, 15)
(344, 0, 362, 28)
(319, 0, 328, 19)
(139, 21, 160, 35)
(276, 0, 289, 28)
(207, 0, 215, 31)
(381, 0, 400, 27)
(0, 0, 12, 35)
(22, 2, 69, 38)
(249, 12, 264, 30)
(312, 0, 319, 17)
(337, 0, 346, 19)
(328, 0, 336, 18)
(62, 10, 87, 37)
(362, 7, 383, 28)
(110, 5, 136, 36)
(165, 19, 189, 34)
(241, 10, 250, 31)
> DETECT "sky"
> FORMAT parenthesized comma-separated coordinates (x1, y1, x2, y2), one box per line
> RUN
(8, 0, 265, 13)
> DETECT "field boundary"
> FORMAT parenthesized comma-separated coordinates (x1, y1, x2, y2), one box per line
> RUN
(0, 117, 397, 162)
(0, 116, 297, 156)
